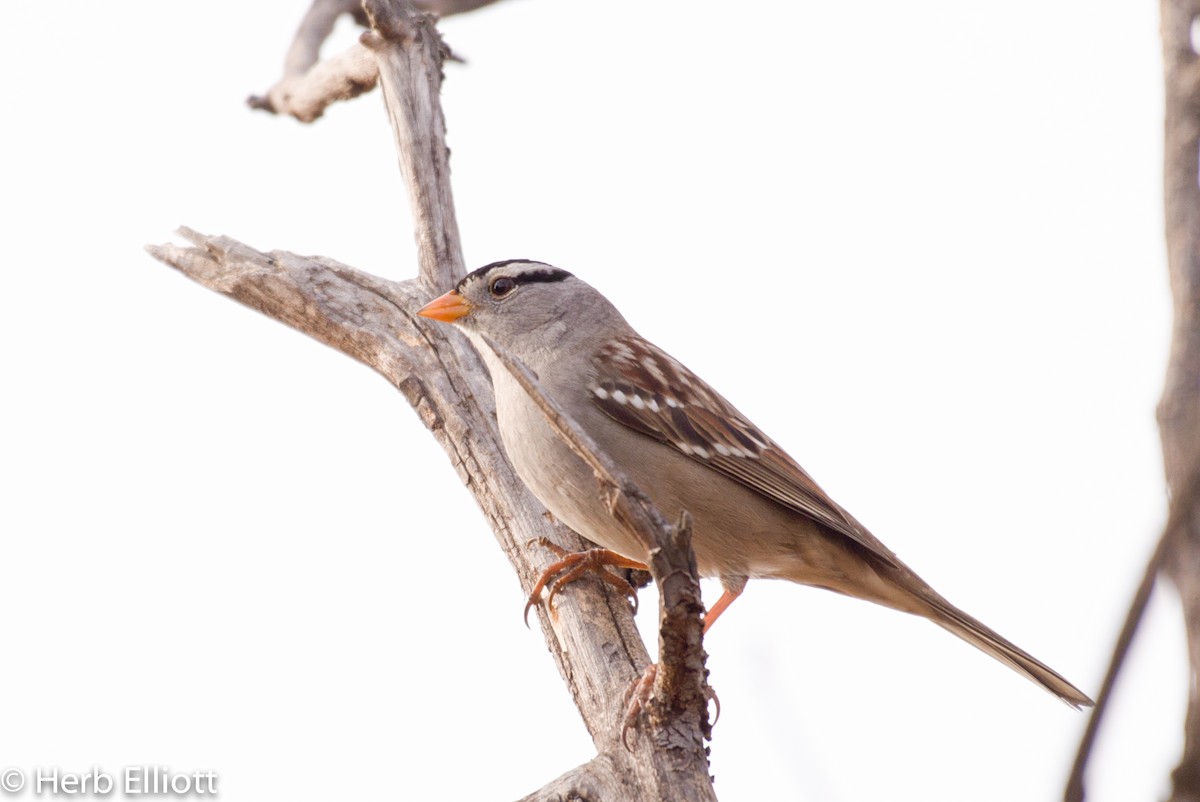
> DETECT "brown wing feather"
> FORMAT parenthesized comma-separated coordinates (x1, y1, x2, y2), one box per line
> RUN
(589, 335, 898, 567)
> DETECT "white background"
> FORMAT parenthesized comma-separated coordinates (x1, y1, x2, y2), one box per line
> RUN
(1, 2, 1180, 800)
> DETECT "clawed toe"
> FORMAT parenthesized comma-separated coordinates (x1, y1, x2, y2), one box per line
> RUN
(522, 540, 647, 626)
(621, 663, 658, 750)
(706, 684, 721, 726)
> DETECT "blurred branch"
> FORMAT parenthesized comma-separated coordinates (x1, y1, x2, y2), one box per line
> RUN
(1068, 1, 1200, 799)
(247, 0, 505, 121)
(247, 42, 377, 122)
(1159, 1, 1200, 799)
(414, 0, 506, 13)
(1063, 474, 1193, 801)
(247, 0, 372, 119)
(151, 2, 716, 799)
(281, 0, 366, 81)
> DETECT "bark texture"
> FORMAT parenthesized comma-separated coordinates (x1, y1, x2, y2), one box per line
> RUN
(151, 2, 716, 799)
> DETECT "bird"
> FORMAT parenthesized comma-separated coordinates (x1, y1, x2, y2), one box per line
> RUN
(417, 259, 1093, 708)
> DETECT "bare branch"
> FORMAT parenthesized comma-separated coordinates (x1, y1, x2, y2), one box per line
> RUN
(1159, 1, 1200, 799)
(148, 228, 651, 742)
(1064, 467, 1199, 801)
(646, 511, 712, 753)
(284, 0, 364, 79)
(247, 0, 371, 119)
(515, 756, 619, 802)
(247, 43, 378, 122)
(150, 2, 718, 796)
(1069, 1, 1200, 799)
(247, 0, 507, 122)
(361, 1, 464, 288)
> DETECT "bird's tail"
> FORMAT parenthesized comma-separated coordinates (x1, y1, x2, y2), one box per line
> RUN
(920, 594, 1093, 708)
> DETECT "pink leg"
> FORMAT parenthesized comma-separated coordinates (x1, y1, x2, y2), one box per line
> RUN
(703, 585, 743, 634)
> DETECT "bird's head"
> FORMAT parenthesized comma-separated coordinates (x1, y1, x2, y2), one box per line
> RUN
(418, 260, 627, 359)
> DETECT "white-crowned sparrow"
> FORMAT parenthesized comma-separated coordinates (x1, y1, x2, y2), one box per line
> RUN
(418, 260, 1092, 708)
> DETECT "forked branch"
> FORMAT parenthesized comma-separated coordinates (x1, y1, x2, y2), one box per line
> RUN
(247, 0, 507, 122)
(150, 2, 716, 799)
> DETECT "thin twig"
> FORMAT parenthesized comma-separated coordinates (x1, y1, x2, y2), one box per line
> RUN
(1065, 459, 1200, 801)
(1063, 532, 1170, 801)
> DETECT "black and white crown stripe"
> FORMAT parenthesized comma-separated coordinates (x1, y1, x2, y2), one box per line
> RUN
(456, 260, 573, 292)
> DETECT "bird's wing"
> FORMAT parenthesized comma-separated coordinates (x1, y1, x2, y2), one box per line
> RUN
(588, 335, 898, 567)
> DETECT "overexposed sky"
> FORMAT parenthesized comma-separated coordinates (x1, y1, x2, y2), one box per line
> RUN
(1, 2, 1180, 800)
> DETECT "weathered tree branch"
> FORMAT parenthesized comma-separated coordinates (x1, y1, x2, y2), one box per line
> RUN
(247, 42, 378, 122)
(361, 0, 463, 288)
(247, 0, 374, 120)
(247, 0, 505, 122)
(152, 2, 716, 799)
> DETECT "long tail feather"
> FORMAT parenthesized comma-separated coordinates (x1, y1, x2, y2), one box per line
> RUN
(923, 596, 1093, 708)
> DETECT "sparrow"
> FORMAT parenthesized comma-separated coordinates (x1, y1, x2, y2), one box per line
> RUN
(418, 260, 1092, 708)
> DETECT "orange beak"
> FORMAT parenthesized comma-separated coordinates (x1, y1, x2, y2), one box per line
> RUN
(418, 290, 473, 323)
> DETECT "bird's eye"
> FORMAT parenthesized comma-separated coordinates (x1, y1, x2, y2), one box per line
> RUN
(489, 277, 516, 298)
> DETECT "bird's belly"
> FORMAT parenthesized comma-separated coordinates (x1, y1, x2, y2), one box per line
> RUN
(497, 394, 652, 563)
(493, 375, 875, 591)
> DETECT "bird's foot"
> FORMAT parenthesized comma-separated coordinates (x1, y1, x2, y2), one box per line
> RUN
(523, 538, 647, 626)
(621, 663, 657, 749)
(620, 663, 721, 749)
